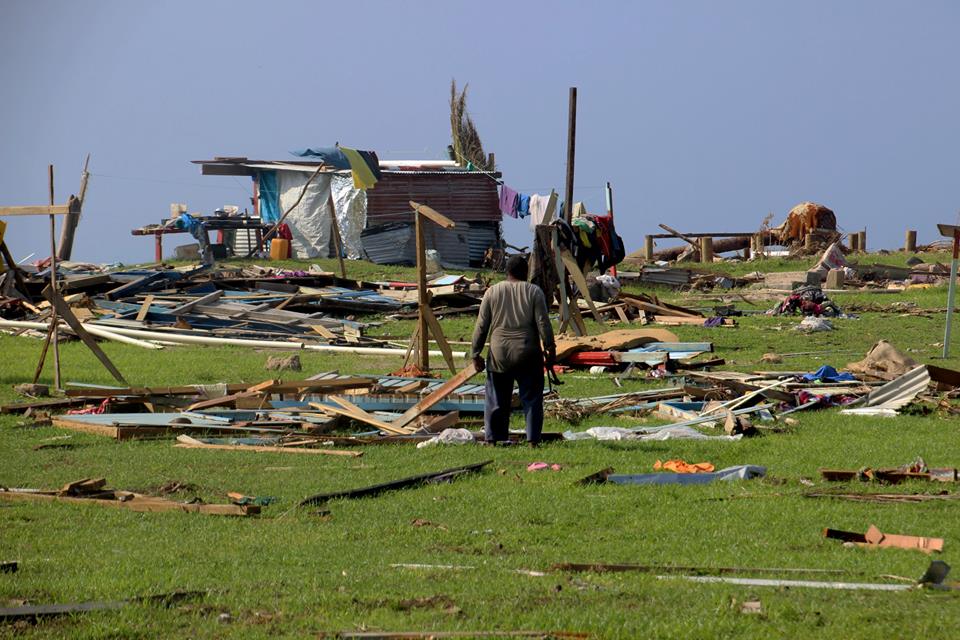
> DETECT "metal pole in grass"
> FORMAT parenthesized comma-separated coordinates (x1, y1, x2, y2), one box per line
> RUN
(939, 224, 960, 358)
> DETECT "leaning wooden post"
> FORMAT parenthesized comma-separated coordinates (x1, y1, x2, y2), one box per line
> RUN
(57, 154, 89, 261)
(327, 193, 347, 279)
(644, 235, 654, 260)
(408, 201, 458, 373)
(905, 229, 917, 253)
(699, 237, 713, 263)
(415, 211, 429, 371)
(48, 165, 61, 390)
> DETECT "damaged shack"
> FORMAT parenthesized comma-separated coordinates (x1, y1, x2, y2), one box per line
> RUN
(194, 157, 503, 267)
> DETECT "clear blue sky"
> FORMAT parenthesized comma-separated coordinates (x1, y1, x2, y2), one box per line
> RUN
(2, 0, 958, 264)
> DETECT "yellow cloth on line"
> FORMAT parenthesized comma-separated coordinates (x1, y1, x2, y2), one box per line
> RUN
(339, 146, 378, 190)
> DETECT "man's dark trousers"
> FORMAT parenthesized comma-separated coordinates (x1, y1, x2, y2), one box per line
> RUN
(484, 361, 544, 444)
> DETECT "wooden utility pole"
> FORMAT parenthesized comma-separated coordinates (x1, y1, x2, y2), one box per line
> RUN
(564, 87, 577, 223)
(57, 154, 89, 261)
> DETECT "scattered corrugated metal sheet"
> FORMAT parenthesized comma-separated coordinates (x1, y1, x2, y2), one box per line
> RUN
(638, 267, 693, 286)
(361, 223, 417, 265)
(840, 365, 930, 416)
(860, 365, 930, 410)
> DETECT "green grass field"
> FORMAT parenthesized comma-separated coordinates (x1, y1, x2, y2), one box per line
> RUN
(2, 254, 960, 638)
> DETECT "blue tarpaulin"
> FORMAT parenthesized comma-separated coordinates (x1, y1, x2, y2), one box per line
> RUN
(801, 365, 857, 383)
(258, 170, 280, 223)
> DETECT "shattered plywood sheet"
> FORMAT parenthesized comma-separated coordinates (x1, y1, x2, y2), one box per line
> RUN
(555, 328, 680, 360)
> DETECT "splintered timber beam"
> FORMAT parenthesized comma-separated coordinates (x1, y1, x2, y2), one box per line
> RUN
(0, 487, 258, 516)
(409, 200, 455, 229)
(299, 460, 492, 506)
(174, 434, 361, 457)
(0, 204, 73, 217)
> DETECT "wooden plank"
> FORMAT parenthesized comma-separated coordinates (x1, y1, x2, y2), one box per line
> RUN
(420, 303, 457, 374)
(651, 315, 709, 325)
(185, 379, 276, 411)
(409, 200, 455, 229)
(311, 324, 338, 340)
(269, 378, 372, 394)
(317, 398, 411, 435)
(0, 489, 256, 516)
(416, 410, 460, 433)
(0, 204, 72, 217)
(559, 249, 602, 323)
(415, 212, 430, 370)
(135, 294, 155, 322)
(173, 434, 361, 457)
(658, 223, 699, 248)
(392, 362, 479, 429)
(59, 477, 107, 495)
(50, 417, 168, 440)
(65, 384, 250, 398)
(42, 286, 126, 384)
(169, 290, 223, 315)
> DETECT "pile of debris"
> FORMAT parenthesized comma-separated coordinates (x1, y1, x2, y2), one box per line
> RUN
(0, 261, 486, 355)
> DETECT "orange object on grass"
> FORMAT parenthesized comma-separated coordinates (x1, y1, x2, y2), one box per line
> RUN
(653, 459, 715, 473)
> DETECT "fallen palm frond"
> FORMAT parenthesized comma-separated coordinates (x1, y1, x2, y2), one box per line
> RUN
(450, 80, 493, 171)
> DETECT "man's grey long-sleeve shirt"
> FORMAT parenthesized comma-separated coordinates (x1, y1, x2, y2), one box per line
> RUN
(470, 280, 555, 373)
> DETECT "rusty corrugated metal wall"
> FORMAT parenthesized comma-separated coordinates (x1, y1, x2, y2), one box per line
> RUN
(366, 171, 500, 224)
(362, 171, 502, 267)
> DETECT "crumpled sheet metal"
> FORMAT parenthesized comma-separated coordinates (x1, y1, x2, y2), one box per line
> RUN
(840, 365, 930, 415)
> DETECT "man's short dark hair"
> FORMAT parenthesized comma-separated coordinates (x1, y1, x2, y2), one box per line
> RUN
(506, 255, 529, 280)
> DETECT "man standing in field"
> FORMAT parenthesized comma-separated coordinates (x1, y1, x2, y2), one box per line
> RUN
(471, 255, 556, 445)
